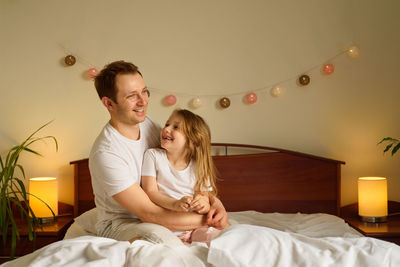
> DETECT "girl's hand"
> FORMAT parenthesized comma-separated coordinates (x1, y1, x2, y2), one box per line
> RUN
(173, 196, 193, 212)
(190, 193, 210, 214)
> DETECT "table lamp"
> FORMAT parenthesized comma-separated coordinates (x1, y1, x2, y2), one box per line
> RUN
(358, 177, 388, 223)
(29, 177, 58, 223)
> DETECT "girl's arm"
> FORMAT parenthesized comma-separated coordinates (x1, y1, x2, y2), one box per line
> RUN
(113, 183, 206, 231)
(142, 175, 192, 212)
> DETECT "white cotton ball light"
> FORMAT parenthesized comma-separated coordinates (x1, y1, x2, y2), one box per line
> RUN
(347, 46, 359, 58)
(270, 86, 281, 97)
(191, 97, 202, 108)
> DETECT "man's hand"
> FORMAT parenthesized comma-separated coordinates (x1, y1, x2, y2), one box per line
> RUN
(206, 196, 230, 230)
(190, 193, 211, 214)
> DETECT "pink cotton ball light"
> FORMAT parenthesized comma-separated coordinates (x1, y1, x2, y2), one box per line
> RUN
(164, 95, 177, 106)
(246, 92, 257, 104)
(87, 68, 99, 79)
(322, 64, 335, 75)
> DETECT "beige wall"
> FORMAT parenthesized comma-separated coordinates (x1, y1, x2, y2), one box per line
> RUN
(1, 0, 399, 206)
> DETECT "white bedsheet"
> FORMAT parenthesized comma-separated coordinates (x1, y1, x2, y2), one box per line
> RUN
(228, 211, 362, 238)
(3, 211, 399, 267)
(3, 237, 208, 267)
(209, 224, 400, 267)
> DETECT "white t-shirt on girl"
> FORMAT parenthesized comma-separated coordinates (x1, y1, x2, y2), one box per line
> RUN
(141, 148, 196, 200)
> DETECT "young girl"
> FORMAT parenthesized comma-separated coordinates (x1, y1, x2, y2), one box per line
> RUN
(141, 109, 221, 246)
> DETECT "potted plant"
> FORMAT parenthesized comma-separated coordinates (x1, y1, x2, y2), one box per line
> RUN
(0, 121, 58, 259)
(378, 137, 400, 156)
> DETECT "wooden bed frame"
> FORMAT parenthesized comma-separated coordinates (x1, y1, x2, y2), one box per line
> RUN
(70, 143, 345, 218)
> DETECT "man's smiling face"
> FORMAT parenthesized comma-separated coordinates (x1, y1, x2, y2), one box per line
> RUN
(112, 73, 149, 126)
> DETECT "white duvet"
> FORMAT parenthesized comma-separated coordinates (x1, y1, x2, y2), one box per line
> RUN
(3, 211, 400, 267)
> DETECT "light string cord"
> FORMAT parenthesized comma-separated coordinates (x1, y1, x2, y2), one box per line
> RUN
(147, 49, 349, 98)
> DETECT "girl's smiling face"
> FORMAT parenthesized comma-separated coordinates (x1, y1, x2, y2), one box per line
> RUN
(160, 113, 188, 154)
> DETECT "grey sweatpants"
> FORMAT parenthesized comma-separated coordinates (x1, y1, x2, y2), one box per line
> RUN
(97, 217, 184, 247)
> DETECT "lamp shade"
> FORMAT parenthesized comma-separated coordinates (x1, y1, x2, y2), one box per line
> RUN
(358, 177, 387, 222)
(29, 177, 58, 218)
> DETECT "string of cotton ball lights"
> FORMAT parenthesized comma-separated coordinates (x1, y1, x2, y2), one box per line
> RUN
(61, 45, 359, 109)
(60, 44, 101, 80)
(157, 46, 358, 108)
(63, 53, 100, 80)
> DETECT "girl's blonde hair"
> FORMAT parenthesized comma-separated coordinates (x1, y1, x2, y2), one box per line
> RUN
(172, 109, 218, 195)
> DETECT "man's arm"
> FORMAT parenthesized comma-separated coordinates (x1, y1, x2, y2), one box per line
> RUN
(206, 194, 230, 230)
(112, 183, 206, 231)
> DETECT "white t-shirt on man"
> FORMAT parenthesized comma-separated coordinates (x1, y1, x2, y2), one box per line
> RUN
(89, 116, 161, 228)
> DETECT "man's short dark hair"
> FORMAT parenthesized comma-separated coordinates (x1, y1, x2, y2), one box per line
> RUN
(94, 60, 142, 103)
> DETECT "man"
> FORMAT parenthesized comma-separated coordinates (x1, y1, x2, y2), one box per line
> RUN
(89, 60, 229, 245)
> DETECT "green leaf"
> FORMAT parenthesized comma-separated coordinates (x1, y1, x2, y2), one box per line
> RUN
(25, 136, 58, 153)
(377, 137, 395, 145)
(10, 222, 16, 259)
(21, 147, 42, 157)
(15, 164, 26, 180)
(21, 120, 54, 146)
(378, 136, 400, 156)
(392, 143, 400, 156)
(15, 179, 27, 200)
(383, 143, 393, 153)
(0, 156, 4, 170)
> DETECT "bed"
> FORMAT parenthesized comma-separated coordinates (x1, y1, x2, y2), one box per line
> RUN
(3, 143, 400, 267)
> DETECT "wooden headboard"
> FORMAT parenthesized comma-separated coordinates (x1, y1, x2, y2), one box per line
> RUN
(70, 143, 345, 217)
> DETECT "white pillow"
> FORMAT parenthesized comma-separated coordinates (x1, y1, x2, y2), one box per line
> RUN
(74, 208, 98, 234)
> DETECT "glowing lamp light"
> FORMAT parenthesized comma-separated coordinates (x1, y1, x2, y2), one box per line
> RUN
(358, 177, 388, 223)
(29, 177, 58, 222)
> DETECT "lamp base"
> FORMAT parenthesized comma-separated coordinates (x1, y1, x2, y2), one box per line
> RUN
(360, 216, 387, 223)
(38, 216, 57, 224)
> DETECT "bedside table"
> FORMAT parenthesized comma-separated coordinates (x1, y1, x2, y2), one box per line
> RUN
(341, 201, 400, 246)
(0, 216, 73, 264)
